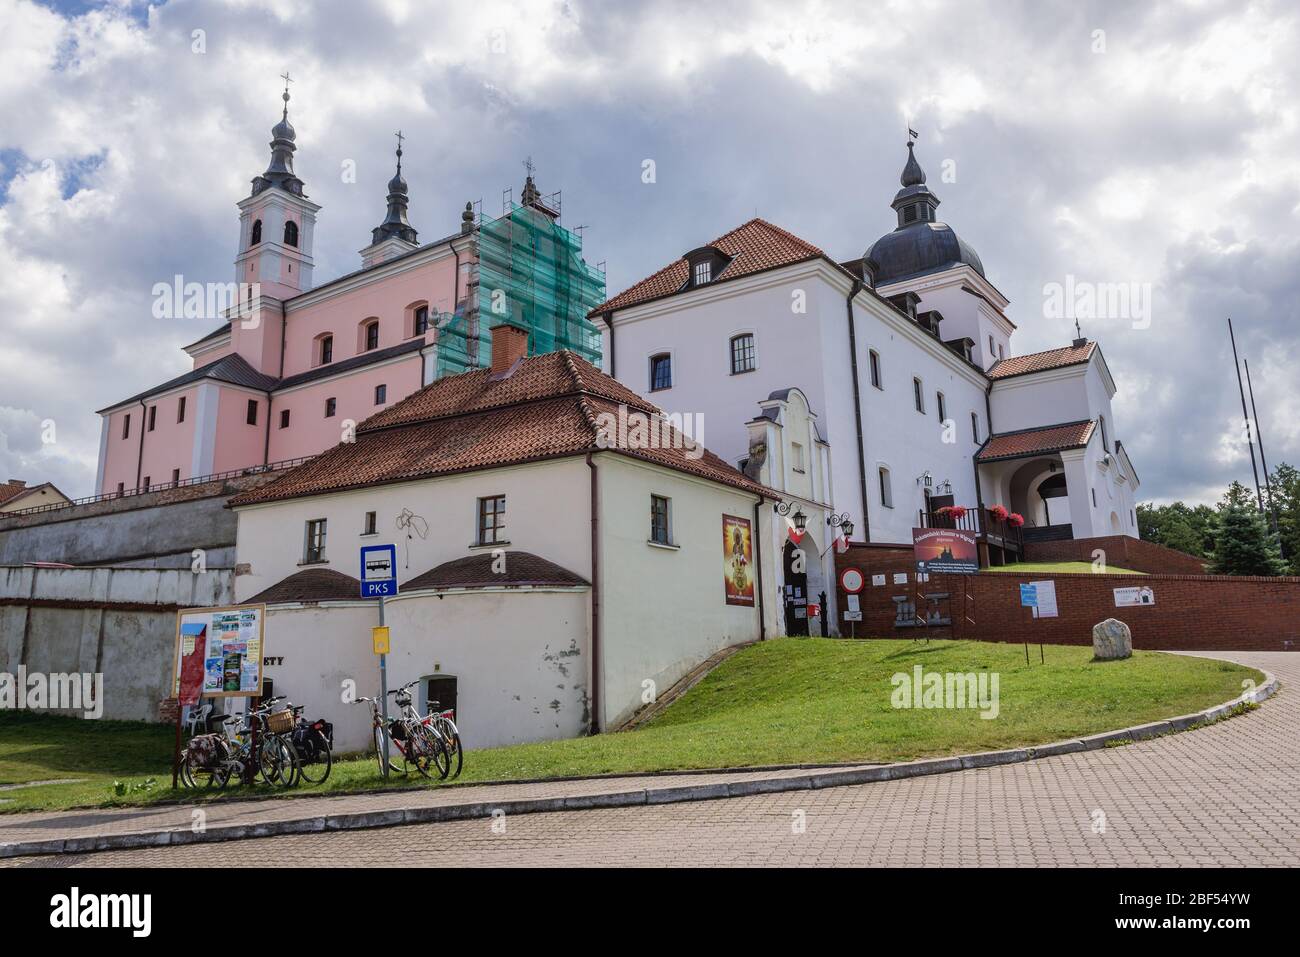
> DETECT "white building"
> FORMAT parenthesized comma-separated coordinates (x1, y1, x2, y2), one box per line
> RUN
(229, 323, 781, 751)
(591, 138, 1140, 607)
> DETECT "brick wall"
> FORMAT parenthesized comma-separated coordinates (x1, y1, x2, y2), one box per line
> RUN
(1024, 535, 1207, 575)
(833, 543, 1299, 652)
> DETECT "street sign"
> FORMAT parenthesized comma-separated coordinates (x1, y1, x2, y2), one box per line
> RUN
(840, 567, 865, 594)
(360, 544, 398, 598)
(372, 626, 390, 655)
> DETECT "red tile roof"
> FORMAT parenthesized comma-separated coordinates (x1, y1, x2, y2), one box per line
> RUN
(987, 342, 1096, 380)
(590, 218, 827, 315)
(229, 351, 773, 507)
(976, 420, 1096, 462)
(406, 551, 588, 591)
(245, 568, 362, 604)
(0, 482, 31, 507)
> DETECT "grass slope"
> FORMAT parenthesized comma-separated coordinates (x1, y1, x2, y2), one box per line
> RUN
(984, 562, 1144, 574)
(0, 639, 1259, 813)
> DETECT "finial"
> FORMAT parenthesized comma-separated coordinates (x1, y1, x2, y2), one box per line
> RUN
(907, 125, 918, 147)
(394, 129, 404, 174)
(523, 155, 536, 180)
(280, 71, 292, 120)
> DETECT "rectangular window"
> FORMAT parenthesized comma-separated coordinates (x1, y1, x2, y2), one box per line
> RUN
(320, 336, 333, 364)
(303, 518, 327, 563)
(414, 306, 429, 336)
(246, 399, 258, 425)
(279, 409, 290, 429)
(177, 396, 186, 423)
(171, 468, 180, 485)
(913, 378, 925, 413)
(116, 482, 124, 496)
(694, 261, 711, 285)
(791, 442, 805, 472)
(730, 334, 756, 374)
(374, 384, 387, 405)
(477, 495, 506, 545)
(147, 405, 157, 432)
(869, 350, 882, 390)
(122, 414, 130, 439)
(1091, 488, 1097, 508)
(650, 354, 672, 391)
(878, 467, 893, 508)
(363, 511, 377, 536)
(998, 343, 1005, 360)
(143, 476, 151, 491)
(650, 494, 672, 545)
(325, 397, 337, 417)
(937, 392, 947, 422)
(365, 322, 379, 351)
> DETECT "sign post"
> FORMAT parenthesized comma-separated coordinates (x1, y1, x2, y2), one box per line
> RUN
(360, 544, 399, 777)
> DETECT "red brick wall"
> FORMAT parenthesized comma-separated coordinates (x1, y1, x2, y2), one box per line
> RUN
(1024, 535, 1207, 575)
(833, 543, 1299, 651)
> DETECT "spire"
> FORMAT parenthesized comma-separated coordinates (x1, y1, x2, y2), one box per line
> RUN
(890, 133, 940, 229)
(518, 156, 559, 219)
(253, 73, 306, 197)
(371, 130, 418, 246)
(900, 135, 926, 187)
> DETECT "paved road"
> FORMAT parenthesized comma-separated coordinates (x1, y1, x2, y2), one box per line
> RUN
(5, 651, 1295, 867)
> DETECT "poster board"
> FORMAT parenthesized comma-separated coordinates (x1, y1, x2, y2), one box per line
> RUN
(172, 604, 267, 703)
(912, 527, 979, 575)
(722, 514, 755, 606)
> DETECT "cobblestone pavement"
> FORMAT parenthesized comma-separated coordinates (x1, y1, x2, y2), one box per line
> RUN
(4, 652, 1294, 867)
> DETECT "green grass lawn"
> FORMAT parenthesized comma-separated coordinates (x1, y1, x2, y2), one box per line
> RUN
(0, 639, 1259, 813)
(985, 561, 1145, 574)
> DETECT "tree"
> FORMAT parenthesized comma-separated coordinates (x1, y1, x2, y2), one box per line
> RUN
(1212, 483, 1287, 576)
(1137, 501, 1217, 559)
(1268, 462, 1300, 575)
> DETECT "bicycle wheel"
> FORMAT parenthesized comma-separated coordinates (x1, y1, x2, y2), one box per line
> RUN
(180, 753, 226, 790)
(296, 730, 332, 785)
(258, 736, 297, 787)
(439, 719, 463, 779)
(405, 723, 442, 779)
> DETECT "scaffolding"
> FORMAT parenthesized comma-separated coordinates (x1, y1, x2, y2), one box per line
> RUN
(434, 189, 605, 378)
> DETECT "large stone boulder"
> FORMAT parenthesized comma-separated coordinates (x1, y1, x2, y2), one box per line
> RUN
(1092, 618, 1133, 660)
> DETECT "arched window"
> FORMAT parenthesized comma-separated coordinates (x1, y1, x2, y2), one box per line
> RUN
(250, 219, 262, 246)
(283, 220, 299, 247)
(649, 353, 672, 391)
(413, 305, 430, 336)
(364, 320, 379, 352)
(730, 333, 756, 374)
(318, 335, 333, 365)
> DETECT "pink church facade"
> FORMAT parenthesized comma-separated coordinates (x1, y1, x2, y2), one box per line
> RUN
(96, 94, 502, 496)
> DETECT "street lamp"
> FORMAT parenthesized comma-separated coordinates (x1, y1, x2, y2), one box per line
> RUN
(827, 511, 854, 539)
(774, 500, 808, 531)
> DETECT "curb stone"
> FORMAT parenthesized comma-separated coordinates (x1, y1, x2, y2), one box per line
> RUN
(0, 670, 1277, 860)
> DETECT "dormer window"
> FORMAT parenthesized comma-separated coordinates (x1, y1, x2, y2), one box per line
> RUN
(685, 245, 728, 290)
(283, 221, 299, 247)
(250, 219, 262, 246)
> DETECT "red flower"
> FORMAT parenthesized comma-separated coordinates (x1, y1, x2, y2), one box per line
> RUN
(950, 505, 968, 520)
(989, 504, 1009, 522)
(1008, 512, 1025, 527)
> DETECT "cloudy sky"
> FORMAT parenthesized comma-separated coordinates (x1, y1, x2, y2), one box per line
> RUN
(1, 0, 1297, 505)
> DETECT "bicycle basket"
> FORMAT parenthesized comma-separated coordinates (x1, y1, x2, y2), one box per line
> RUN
(266, 709, 294, 734)
(394, 691, 412, 708)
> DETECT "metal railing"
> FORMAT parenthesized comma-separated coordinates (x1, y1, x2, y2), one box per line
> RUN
(4, 457, 315, 518)
(921, 506, 1024, 551)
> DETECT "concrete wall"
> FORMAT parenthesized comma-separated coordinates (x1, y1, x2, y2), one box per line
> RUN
(0, 472, 281, 568)
(0, 565, 235, 722)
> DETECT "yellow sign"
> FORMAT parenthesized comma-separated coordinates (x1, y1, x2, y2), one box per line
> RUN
(372, 626, 390, 655)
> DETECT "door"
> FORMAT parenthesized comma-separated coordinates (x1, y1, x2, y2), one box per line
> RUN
(782, 541, 809, 636)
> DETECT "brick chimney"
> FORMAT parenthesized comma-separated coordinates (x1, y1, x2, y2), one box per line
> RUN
(490, 323, 529, 375)
(7, 479, 25, 488)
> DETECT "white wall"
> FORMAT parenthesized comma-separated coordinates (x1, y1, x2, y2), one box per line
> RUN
(260, 589, 590, 754)
(596, 453, 778, 729)
(234, 457, 592, 602)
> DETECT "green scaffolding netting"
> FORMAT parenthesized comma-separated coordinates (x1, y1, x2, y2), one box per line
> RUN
(435, 201, 605, 378)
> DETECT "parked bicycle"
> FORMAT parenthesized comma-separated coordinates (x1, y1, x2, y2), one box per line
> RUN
(355, 681, 447, 779)
(284, 701, 334, 784)
(421, 700, 463, 779)
(180, 698, 299, 789)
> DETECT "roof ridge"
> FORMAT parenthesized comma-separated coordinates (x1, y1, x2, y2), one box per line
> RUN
(988, 417, 1094, 438)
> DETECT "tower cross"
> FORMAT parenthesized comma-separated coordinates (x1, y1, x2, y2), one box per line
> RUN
(523, 155, 536, 179)
(279, 71, 293, 118)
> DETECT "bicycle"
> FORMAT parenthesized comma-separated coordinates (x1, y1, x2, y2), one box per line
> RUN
(283, 701, 333, 785)
(421, 701, 463, 779)
(354, 683, 446, 779)
(180, 700, 298, 789)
